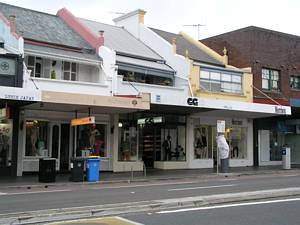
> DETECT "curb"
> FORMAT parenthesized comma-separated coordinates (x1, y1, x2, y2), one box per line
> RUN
(1, 187, 300, 224)
(1, 169, 300, 190)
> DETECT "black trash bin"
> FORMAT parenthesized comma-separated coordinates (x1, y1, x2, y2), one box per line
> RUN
(39, 158, 56, 182)
(70, 157, 85, 182)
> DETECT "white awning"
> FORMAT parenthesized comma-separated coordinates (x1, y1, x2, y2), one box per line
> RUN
(186, 97, 291, 118)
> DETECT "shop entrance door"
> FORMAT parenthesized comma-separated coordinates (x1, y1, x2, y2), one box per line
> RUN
(60, 124, 70, 172)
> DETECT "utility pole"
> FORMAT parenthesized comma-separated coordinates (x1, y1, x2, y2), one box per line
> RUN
(183, 24, 206, 40)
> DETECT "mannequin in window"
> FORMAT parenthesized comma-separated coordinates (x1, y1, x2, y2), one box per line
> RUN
(89, 124, 100, 152)
(200, 127, 208, 158)
(163, 135, 172, 161)
(30, 124, 39, 156)
(232, 145, 239, 158)
(121, 133, 131, 161)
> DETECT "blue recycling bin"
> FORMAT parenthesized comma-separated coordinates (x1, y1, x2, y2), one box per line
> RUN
(86, 157, 100, 182)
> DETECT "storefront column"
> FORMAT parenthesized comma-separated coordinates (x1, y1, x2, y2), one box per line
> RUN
(186, 116, 193, 164)
(11, 107, 19, 177)
(112, 113, 119, 171)
(17, 110, 25, 176)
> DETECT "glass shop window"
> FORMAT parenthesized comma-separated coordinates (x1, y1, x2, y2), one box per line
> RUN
(194, 125, 213, 159)
(226, 127, 247, 159)
(76, 124, 106, 157)
(25, 120, 48, 157)
(118, 121, 137, 161)
(0, 119, 13, 167)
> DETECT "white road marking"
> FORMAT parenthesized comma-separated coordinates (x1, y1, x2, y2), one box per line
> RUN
(90, 180, 203, 190)
(2, 189, 71, 196)
(167, 184, 236, 191)
(282, 174, 299, 177)
(157, 197, 300, 214)
(0, 192, 7, 195)
(116, 216, 145, 225)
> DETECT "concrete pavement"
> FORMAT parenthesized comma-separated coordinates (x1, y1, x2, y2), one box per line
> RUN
(1, 165, 300, 190)
(1, 171, 300, 224)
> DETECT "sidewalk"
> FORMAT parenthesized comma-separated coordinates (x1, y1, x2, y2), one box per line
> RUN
(1, 165, 300, 189)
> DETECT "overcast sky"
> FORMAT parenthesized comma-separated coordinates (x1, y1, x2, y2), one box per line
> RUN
(2, 0, 300, 39)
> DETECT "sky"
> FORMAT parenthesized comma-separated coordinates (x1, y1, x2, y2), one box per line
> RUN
(1, 0, 300, 40)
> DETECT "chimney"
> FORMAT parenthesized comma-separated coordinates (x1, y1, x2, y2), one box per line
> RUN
(223, 47, 228, 65)
(113, 9, 146, 38)
(98, 30, 104, 45)
(172, 38, 176, 54)
(9, 15, 16, 34)
(138, 9, 146, 24)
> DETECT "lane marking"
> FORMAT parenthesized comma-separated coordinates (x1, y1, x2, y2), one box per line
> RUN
(282, 174, 299, 177)
(90, 181, 203, 190)
(3, 189, 71, 196)
(168, 184, 236, 191)
(0, 192, 7, 195)
(157, 197, 300, 214)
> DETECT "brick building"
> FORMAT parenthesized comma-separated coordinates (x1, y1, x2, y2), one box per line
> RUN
(202, 26, 300, 166)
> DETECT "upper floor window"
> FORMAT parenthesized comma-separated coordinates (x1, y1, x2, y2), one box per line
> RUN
(25, 55, 77, 81)
(27, 56, 43, 78)
(200, 69, 242, 94)
(290, 75, 300, 90)
(63, 61, 77, 81)
(262, 68, 280, 91)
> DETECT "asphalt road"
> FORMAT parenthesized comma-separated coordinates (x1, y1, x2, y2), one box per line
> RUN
(0, 173, 300, 214)
(124, 197, 300, 225)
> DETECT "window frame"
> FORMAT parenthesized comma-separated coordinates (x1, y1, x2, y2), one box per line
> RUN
(290, 75, 300, 90)
(200, 68, 243, 94)
(62, 61, 78, 81)
(261, 68, 280, 91)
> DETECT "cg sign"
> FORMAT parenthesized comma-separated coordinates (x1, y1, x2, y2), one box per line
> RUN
(187, 97, 198, 106)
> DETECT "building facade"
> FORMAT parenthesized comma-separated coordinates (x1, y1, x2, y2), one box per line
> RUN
(202, 26, 300, 166)
(0, 8, 41, 176)
(109, 10, 291, 170)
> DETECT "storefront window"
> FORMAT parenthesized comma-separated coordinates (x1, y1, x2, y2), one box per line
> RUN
(194, 125, 213, 159)
(76, 124, 106, 157)
(226, 127, 247, 159)
(0, 119, 12, 167)
(119, 120, 137, 161)
(25, 120, 48, 157)
(161, 125, 186, 161)
(119, 114, 186, 165)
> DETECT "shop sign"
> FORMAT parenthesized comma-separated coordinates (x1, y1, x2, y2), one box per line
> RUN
(217, 120, 226, 133)
(138, 116, 162, 125)
(0, 107, 9, 120)
(275, 106, 286, 114)
(187, 97, 198, 106)
(0, 58, 16, 75)
(71, 116, 95, 126)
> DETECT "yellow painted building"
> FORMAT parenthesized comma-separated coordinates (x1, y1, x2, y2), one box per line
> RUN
(180, 32, 253, 102)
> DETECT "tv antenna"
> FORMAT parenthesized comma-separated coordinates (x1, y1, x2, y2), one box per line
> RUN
(108, 11, 125, 15)
(183, 24, 206, 40)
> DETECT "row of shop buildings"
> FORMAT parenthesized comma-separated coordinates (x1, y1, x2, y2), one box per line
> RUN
(0, 3, 295, 177)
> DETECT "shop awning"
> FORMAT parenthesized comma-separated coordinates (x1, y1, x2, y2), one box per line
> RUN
(116, 55, 175, 79)
(23, 91, 150, 114)
(0, 86, 41, 103)
(150, 97, 291, 119)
